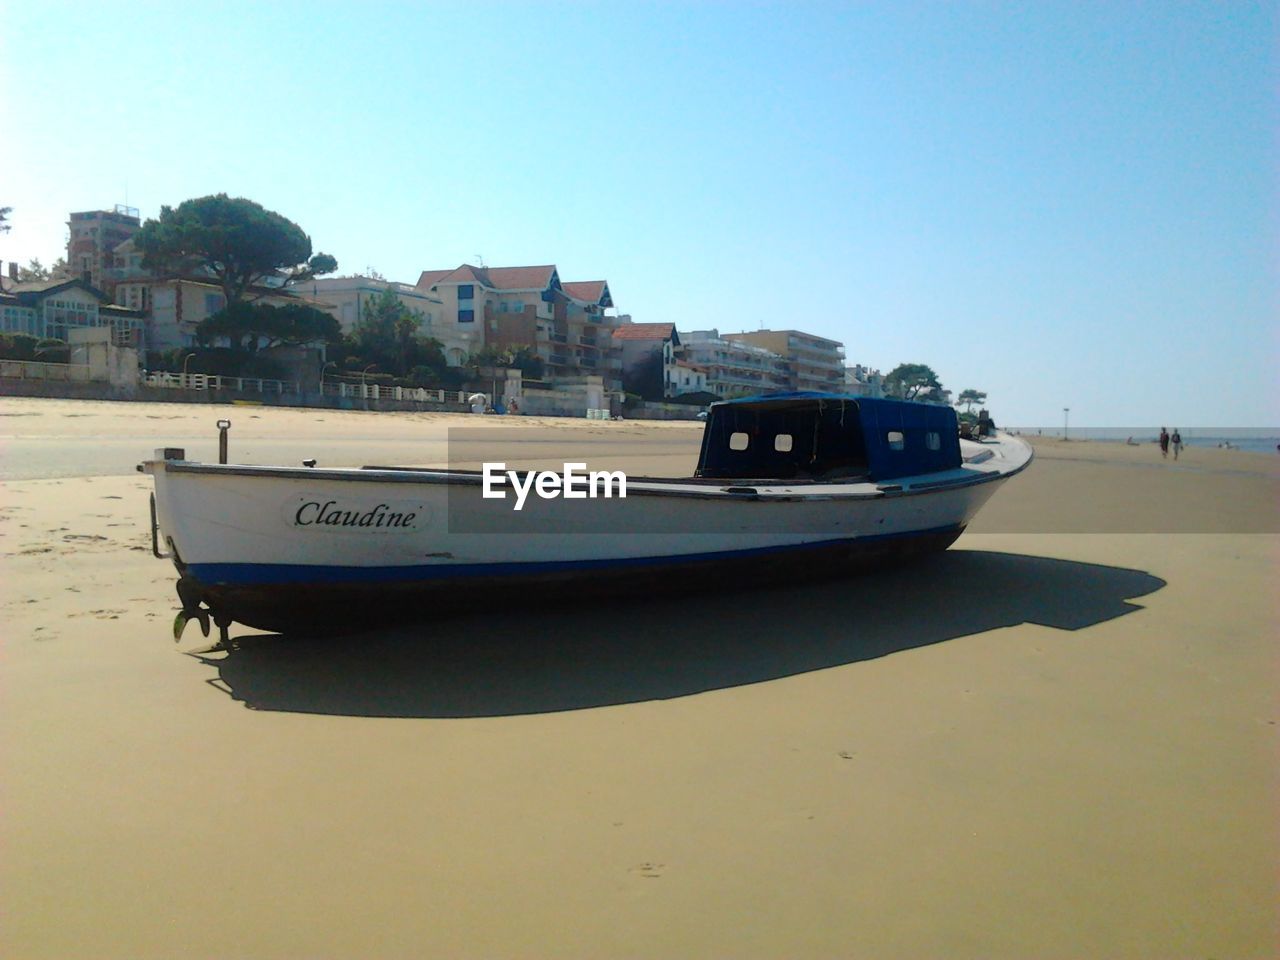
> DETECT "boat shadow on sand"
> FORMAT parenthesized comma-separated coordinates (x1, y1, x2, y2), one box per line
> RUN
(195, 550, 1164, 718)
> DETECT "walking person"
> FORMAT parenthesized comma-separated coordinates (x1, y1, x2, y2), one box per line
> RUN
(1171, 428, 1183, 460)
(1159, 426, 1170, 459)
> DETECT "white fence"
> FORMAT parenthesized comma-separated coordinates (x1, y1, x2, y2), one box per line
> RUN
(320, 381, 470, 404)
(144, 372, 297, 394)
(1, 360, 94, 382)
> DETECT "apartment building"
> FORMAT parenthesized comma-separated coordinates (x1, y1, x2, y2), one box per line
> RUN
(679, 329, 789, 398)
(722, 329, 846, 392)
(417, 264, 623, 388)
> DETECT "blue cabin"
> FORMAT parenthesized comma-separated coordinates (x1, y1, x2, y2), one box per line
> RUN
(694, 393, 962, 482)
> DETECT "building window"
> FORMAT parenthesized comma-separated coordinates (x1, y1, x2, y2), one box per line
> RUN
(457, 284, 474, 323)
(204, 293, 226, 315)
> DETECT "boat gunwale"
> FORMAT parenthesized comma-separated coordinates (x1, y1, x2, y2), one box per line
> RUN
(146, 448, 1030, 501)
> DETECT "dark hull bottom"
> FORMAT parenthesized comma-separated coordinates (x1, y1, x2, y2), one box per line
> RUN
(178, 527, 965, 635)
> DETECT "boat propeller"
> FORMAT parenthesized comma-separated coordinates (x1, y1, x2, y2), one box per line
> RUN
(173, 607, 211, 641)
(173, 580, 221, 644)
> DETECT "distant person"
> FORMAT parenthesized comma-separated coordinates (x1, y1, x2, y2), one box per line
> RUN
(1171, 428, 1183, 459)
(1159, 427, 1170, 459)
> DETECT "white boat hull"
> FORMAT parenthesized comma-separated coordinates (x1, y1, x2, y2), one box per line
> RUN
(144, 434, 1031, 634)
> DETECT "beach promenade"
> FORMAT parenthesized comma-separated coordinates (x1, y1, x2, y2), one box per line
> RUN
(1, 397, 1276, 958)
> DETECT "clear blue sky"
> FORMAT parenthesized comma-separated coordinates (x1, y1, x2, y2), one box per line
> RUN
(2, 1, 1275, 426)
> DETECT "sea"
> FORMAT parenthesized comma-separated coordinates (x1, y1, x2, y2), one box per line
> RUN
(1007, 427, 1280, 455)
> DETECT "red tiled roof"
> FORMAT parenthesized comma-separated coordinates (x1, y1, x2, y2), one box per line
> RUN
(417, 264, 558, 292)
(563, 280, 607, 304)
(484, 265, 556, 290)
(416, 269, 454, 289)
(612, 322, 675, 341)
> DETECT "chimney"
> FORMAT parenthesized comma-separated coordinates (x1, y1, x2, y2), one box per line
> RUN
(7, 262, 16, 282)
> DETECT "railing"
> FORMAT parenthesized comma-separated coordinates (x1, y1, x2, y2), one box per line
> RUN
(549, 334, 568, 344)
(1, 360, 94, 382)
(145, 372, 297, 394)
(319, 382, 470, 404)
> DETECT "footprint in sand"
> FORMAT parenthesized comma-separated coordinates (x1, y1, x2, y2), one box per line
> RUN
(629, 862, 665, 878)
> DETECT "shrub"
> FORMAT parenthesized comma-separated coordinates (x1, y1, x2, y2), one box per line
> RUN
(0, 333, 40, 360)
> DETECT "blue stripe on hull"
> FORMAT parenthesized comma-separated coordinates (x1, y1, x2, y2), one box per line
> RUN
(187, 525, 963, 586)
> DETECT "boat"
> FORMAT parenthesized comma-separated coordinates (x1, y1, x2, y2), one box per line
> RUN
(140, 393, 1032, 639)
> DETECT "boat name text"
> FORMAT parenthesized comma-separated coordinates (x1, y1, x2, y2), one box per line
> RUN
(482, 462, 627, 511)
(293, 499, 419, 529)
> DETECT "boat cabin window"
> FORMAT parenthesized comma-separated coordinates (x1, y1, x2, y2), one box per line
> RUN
(887, 431, 905, 450)
(697, 397, 869, 480)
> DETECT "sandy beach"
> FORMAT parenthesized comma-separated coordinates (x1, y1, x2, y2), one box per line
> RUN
(1, 396, 1276, 959)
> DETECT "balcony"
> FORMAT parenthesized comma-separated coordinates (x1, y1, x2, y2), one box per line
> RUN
(549, 333, 568, 345)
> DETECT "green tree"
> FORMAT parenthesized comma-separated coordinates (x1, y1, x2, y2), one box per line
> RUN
(197, 302, 342, 353)
(510, 347, 544, 381)
(956, 388, 987, 413)
(134, 194, 337, 307)
(884, 362, 943, 401)
(16, 258, 50, 282)
(0, 334, 39, 359)
(0, 206, 11, 233)
(350, 287, 445, 378)
(468, 345, 513, 367)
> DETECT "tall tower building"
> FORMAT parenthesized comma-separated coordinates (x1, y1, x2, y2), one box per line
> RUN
(66, 206, 140, 292)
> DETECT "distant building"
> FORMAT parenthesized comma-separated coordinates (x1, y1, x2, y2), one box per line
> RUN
(417, 264, 623, 388)
(612, 322, 680, 400)
(679, 329, 789, 398)
(294, 275, 472, 366)
(722, 329, 845, 392)
(666, 360, 708, 397)
(843, 363, 884, 398)
(0, 275, 145, 346)
(113, 277, 335, 352)
(67, 207, 141, 293)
